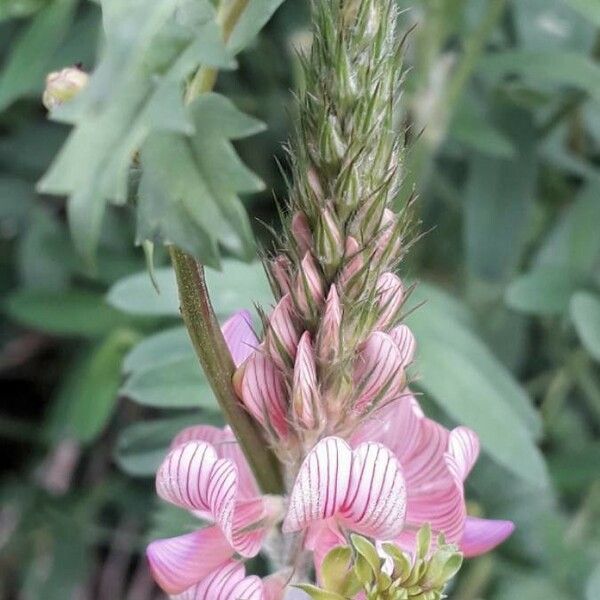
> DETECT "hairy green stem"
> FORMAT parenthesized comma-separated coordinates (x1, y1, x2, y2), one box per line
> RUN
(171, 0, 284, 495)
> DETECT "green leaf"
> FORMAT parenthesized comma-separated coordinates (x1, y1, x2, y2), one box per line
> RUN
(138, 93, 264, 266)
(121, 356, 217, 409)
(0, 0, 78, 110)
(450, 102, 515, 159)
(505, 265, 581, 315)
(48, 329, 138, 443)
(107, 261, 272, 317)
(115, 414, 211, 477)
(480, 51, 600, 100)
(564, 0, 600, 27)
(571, 292, 600, 362)
(124, 326, 193, 373)
(4, 289, 133, 337)
(407, 284, 548, 487)
(535, 182, 600, 275)
(229, 0, 287, 53)
(464, 106, 537, 282)
(38, 0, 232, 262)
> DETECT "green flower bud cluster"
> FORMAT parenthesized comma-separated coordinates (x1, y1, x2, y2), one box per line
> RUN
(297, 526, 463, 600)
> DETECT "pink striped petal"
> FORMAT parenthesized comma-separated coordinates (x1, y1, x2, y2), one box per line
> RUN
(316, 285, 343, 364)
(351, 395, 422, 465)
(353, 331, 406, 412)
(170, 425, 258, 499)
(389, 324, 416, 367)
(340, 442, 406, 539)
(398, 418, 466, 546)
(295, 252, 325, 315)
(263, 571, 291, 600)
(156, 441, 267, 557)
(374, 273, 404, 330)
(448, 427, 480, 482)
(241, 351, 289, 438)
(173, 560, 263, 600)
(292, 332, 320, 429)
(266, 294, 300, 368)
(291, 212, 313, 255)
(460, 517, 515, 557)
(222, 310, 258, 367)
(146, 526, 233, 595)
(283, 437, 353, 533)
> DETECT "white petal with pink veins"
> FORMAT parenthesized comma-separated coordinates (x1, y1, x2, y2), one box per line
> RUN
(340, 442, 406, 539)
(283, 437, 352, 533)
(448, 427, 480, 482)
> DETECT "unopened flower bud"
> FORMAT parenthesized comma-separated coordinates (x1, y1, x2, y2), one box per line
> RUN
(292, 332, 320, 429)
(42, 66, 89, 110)
(315, 204, 344, 277)
(374, 272, 404, 330)
(320, 115, 346, 167)
(291, 212, 313, 255)
(316, 285, 342, 364)
(295, 252, 325, 317)
(270, 254, 292, 296)
(265, 294, 300, 369)
(338, 236, 364, 293)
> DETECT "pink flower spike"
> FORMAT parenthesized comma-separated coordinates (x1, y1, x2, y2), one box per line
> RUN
(389, 324, 416, 367)
(316, 285, 342, 364)
(172, 560, 263, 600)
(266, 294, 300, 367)
(353, 331, 405, 412)
(292, 332, 320, 429)
(241, 351, 289, 438)
(221, 310, 258, 367)
(374, 272, 404, 330)
(146, 526, 233, 595)
(283, 437, 406, 541)
(291, 211, 313, 255)
(460, 517, 515, 558)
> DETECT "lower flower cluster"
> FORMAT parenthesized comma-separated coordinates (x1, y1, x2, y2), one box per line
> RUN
(146, 313, 514, 599)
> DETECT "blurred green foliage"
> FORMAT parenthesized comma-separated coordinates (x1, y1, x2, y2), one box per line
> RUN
(1, 0, 599, 598)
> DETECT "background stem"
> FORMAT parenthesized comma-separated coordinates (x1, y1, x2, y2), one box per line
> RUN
(170, 0, 284, 495)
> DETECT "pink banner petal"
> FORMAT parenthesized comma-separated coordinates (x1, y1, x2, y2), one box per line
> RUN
(295, 252, 325, 315)
(241, 351, 289, 438)
(460, 517, 515, 557)
(283, 437, 353, 533)
(222, 310, 258, 367)
(340, 442, 407, 539)
(353, 331, 405, 412)
(448, 427, 480, 482)
(170, 426, 258, 499)
(146, 526, 233, 595)
(156, 441, 267, 558)
(389, 324, 416, 367)
(173, 560, 263, 600)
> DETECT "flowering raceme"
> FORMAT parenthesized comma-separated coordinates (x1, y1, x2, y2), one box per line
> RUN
(147, 0, 514, 597)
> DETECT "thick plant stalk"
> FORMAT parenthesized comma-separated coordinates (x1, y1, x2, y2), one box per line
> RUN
(170, 0, 284, 495)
